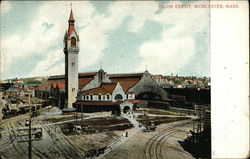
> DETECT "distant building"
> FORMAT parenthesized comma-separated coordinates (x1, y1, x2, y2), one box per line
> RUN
(12, 78, 23, 84)
(50, 83, 65, 107)
(6, 88, 19, 96)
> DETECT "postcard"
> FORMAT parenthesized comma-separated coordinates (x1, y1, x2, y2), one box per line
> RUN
(0, 1, 248, 159)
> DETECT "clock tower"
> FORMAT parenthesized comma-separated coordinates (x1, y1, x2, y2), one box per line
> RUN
(64, 9, 79, 108)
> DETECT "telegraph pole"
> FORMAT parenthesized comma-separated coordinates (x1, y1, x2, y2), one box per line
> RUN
(15, 95, 42, 159)
(28, 105, 32, 159)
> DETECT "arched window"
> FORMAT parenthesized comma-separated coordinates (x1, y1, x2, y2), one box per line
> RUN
(71, 37, 76, 47)
(115, 94, 123, 100)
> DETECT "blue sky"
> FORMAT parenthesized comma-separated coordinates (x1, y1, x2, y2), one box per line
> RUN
(0, 1, 210, 80)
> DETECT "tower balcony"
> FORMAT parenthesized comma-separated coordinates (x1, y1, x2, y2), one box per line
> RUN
(68, 47, 80, 53)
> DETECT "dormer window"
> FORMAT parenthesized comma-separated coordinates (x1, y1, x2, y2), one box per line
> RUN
(115, 94, 123, 101)
(71, 37, 76, 47)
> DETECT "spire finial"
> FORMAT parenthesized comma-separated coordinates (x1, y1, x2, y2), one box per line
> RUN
(146, 64, 148, 71)
(68, 4, 75, 22)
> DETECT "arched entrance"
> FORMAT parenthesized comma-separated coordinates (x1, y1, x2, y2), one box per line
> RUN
(123, 106, 130, 114)
(120, 101, 133, 116)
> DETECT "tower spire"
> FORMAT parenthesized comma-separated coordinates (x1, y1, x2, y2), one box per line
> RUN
(69, 4, 75, 22)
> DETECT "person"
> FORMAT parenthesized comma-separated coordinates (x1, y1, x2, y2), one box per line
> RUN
(125, 131, 128, 137)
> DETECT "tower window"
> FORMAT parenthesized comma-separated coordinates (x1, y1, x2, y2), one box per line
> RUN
(72, 62, 75, 66)
(72, 88, 75, 92)
(71, 37, 76, 47)
(98, 95, 101, 100)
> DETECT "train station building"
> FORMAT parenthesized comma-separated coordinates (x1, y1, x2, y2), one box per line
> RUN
(34, 9, 169, 115)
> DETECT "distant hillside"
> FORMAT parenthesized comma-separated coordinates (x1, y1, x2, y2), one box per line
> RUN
(3, 76, 47, 84)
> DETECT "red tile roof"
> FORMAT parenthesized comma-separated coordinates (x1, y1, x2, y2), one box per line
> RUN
(69, 9, 75, 22)
(73, 100, 122, 106)
(109, 73, 143, 92)
(110, 78, 141, 92)
(65, 9, 79, 41)
(57, 83, 65, 89)
(48, 72, 97, 89)
(101, 83, 117, 93)
(67, 25, 79, 41)
(79, 77, 95, 89)
(109, 73, 143, 78)
(81, 87, 108, 94)
(52, 83, 57, 88)
(80, 83, 117, 94)
(130, 99, 140, 104)
(39, 72, 143, 92)
(49, 72, 97, 80)
(79, 72, 97, 77)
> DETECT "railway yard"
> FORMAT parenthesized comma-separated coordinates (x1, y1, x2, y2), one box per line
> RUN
(0, 105, 196, 159)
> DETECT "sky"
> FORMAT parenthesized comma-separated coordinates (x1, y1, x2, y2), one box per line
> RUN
(0, 1, 210, 80)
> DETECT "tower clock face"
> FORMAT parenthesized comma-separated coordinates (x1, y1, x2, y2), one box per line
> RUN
(71, 37, 76, 47)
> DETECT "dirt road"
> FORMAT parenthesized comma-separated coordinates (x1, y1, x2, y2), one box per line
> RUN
(102, 120, 195, 159)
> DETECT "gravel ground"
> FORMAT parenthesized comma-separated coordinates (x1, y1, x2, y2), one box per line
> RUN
(1, 106, 196, 159)
(102, 120, 196, 159)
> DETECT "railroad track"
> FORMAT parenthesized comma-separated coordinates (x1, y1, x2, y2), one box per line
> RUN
(143, 130, 175, 159)
(39, 120, 75, 158)
(10, 122, 45, 159)
(8, 122, 26, 154)
(142, 120, 193, 159)
(155, 131, 175, 159)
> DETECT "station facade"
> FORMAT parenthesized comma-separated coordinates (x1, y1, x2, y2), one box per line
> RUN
(34, 9, 169, 115)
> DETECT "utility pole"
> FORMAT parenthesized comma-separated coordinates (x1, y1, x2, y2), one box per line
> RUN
(29, 93, 31, 105)
(16, 98, 42, 159)
(28, 105, 32, 159)
(81, 105, 83, 121)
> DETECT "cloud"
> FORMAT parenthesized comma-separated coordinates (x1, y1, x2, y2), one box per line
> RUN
(1, 1, 95, 78)
(1, 1, 209, 79)
(137, 1, 209, 75)
(28, 49, 64, 77)
(1, 1, 12, 13)
(138, 30, 195, 74)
